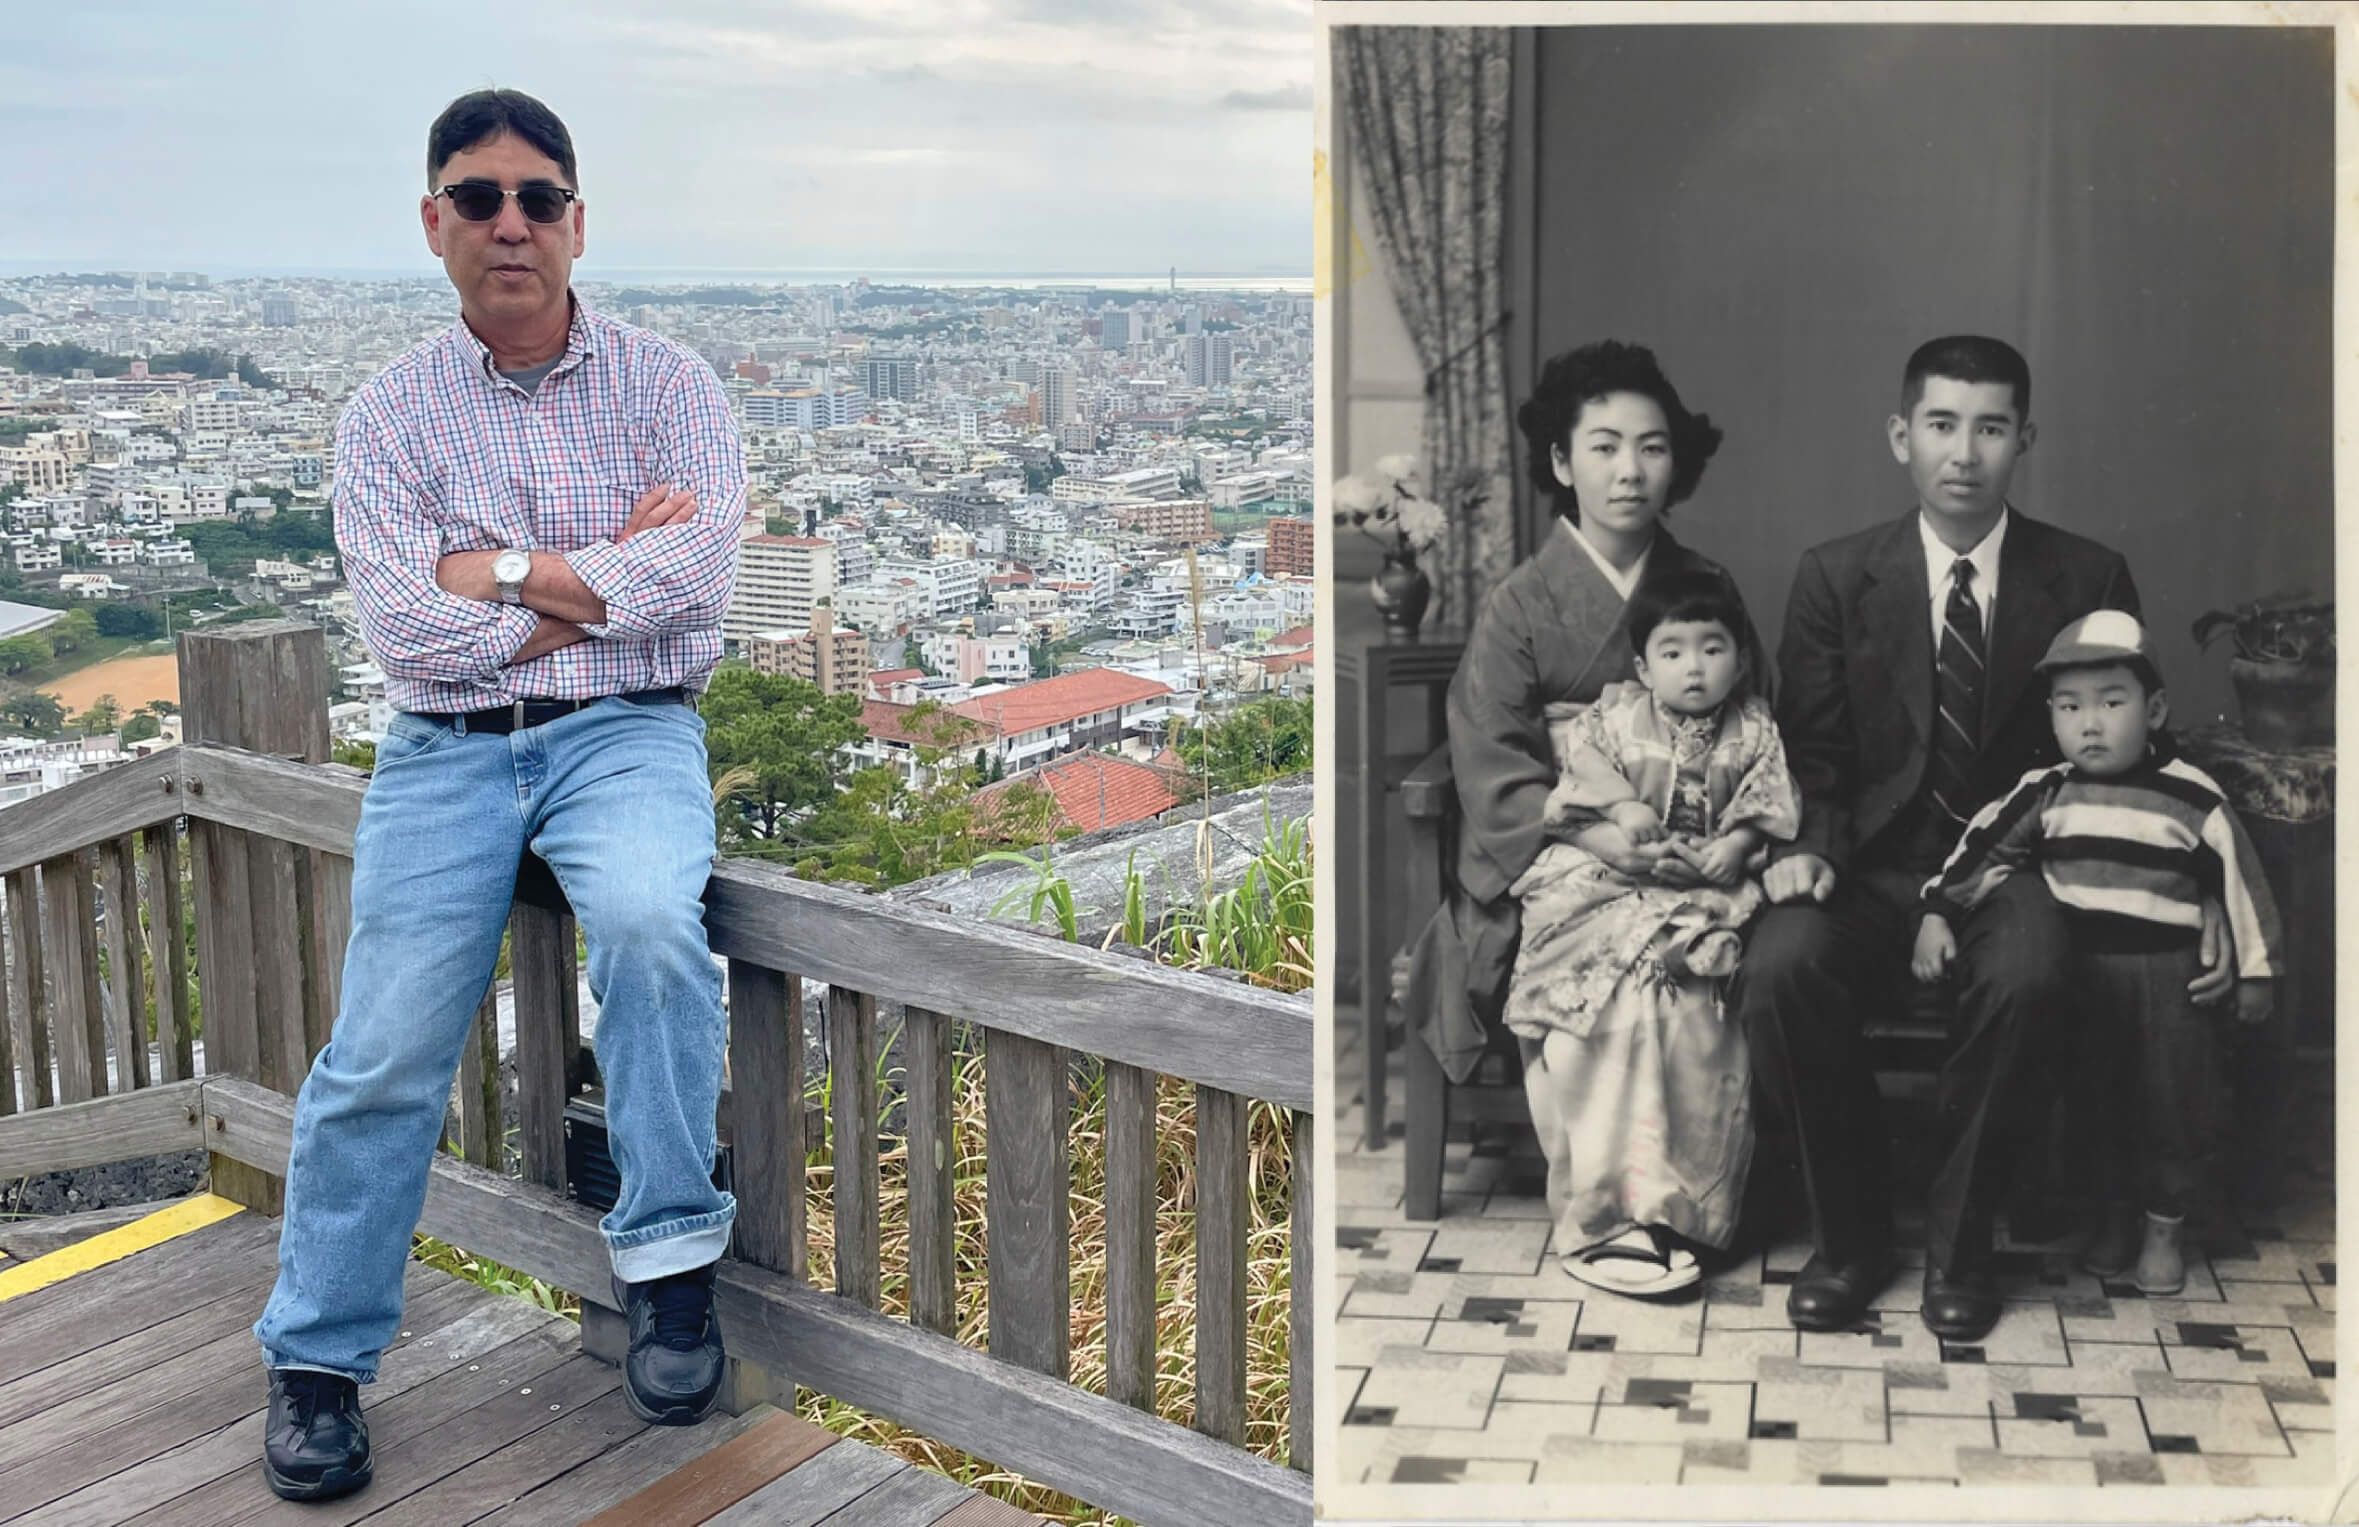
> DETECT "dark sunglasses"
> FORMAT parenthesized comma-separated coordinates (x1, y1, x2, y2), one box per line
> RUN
(435, 183, 578, 224)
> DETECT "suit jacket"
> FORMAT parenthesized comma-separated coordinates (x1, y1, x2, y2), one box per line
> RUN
(1407, 523, 1771, 1082)
(1773, 508, 2140, 875)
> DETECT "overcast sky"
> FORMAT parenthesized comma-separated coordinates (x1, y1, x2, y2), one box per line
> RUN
(2, 0, 1312, 279)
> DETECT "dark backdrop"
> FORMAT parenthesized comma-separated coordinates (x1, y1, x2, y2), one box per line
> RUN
(1515, 23, 2334, 728)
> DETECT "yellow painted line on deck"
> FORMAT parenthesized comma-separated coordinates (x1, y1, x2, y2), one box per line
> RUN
(0, 1193, 246, 1305)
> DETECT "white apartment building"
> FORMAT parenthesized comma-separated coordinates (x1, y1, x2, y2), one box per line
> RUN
(1209, 472, 1280, 511)
(725, 535, 837, 646)
(87, 540, 140, 566)
(14, 543, 60, 573)
(143, 537, 196, 566)
(1051, 465, 1182, 506)
(919, 630, 1029, 686)
(873, 556, 983, 620)
(834, 578, 926, 636)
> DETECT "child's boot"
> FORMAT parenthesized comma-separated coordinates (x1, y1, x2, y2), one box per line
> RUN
(2134, 1211, 2187, 1296)
(2081, 1200, 2141, 1279)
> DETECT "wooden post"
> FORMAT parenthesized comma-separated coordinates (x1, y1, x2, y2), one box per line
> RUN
(178, 619, 330, 1214)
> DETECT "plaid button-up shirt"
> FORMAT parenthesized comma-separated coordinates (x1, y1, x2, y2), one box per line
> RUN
(334, 299, 744, 714)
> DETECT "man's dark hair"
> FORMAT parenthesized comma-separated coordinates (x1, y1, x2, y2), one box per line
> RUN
(1516, 339, 1724, 522)
(427, 89, 577, 189)
(1626, 568, 1749, 655)
(1900, 335, 2031, 422)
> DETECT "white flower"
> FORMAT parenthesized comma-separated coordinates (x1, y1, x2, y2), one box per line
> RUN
(1332, 471, 1387, 517)
(1396, 495, 1447, 554)
(1371, 453, 1422, 491)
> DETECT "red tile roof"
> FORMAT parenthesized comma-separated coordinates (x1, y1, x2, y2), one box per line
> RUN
(981, 752, 1184, 834)
(1270, 624, 1314, 652)
(951, 670, 1170, 738)
(860, 699, 987, 748)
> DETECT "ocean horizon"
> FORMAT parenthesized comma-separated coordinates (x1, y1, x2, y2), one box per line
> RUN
(0, 261, 1311, 294)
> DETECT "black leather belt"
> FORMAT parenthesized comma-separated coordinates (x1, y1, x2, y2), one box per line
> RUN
(419, 687, 691, 734)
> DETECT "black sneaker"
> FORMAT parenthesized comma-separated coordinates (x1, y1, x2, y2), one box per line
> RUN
(261, 1368, 373, 1502)
(612, 1262, 725, 1425)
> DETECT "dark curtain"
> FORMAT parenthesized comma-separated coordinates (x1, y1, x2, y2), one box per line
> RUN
(1336, 26, 1516, 639)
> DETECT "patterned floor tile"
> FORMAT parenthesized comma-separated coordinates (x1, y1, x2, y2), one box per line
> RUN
(1349, 1347, 1506, 1430)
(2134, 1374, 2294, 1456)
(1565, 1293, 1706, 1355)
(2160, 1320, 2310, 1383)
(1334, 1313, 1438, 1368)
(1423, 1294, 1579, 1357)
(1958, 1300, 2072, 1366)
(1992, 1394, 2147, 1458)
(1591, 1378, 1754, 1442)
(1335, 1224, 1436, 1273)
(1491, 1350, 1619, 1407)
(1752, 1359, 1890, 1442)
(1342, 1268, 1465, 1320)
(1422, 1216, 1552, 1276)
(1799, 1310, 1942, 1368)
(1530, 1435, 1683, 1484)
(1953, 1448, 2100, 1485)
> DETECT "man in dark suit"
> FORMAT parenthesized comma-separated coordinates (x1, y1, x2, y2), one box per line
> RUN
(1732, 336, 2222, 1342)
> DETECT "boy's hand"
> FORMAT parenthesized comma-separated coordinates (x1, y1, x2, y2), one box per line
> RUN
(1911, 915, 1957, 984)
(620, 484, 699, 542)
(2234, 978, 2274, 1026)
(1608, 800, 1665, 844)
(1693, 833, 1749, 887)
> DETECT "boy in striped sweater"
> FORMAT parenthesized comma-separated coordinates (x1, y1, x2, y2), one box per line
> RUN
(1911, 610, 2280, 1294)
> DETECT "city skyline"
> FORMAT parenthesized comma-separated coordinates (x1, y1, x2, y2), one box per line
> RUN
(2, 0, 1312, 277)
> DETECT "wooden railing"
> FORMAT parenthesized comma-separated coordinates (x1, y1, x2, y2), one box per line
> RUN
(0, 621, 1314, 1527)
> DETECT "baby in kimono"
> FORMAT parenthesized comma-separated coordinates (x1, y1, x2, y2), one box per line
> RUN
(1503, 569, 1800, 1298)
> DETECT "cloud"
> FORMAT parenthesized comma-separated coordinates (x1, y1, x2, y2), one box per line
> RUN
(1220, 84, 1312, 111)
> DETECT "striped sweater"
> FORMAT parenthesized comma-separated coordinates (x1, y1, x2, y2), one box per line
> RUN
(1919, 741, 2281, 977)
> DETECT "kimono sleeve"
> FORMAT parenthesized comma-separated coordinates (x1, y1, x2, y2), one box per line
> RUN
(1542, 699, 1640, 829)
(1719, 698, 1803, 843)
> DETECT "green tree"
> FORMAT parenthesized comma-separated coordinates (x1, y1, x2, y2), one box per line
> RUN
(699, 666, 869, 842)
(121, 713, 161, 745)
(1170, 695, 1314, 794)
(0, 691, 64, 736)
(73, 693, 123, 734)
(797, 703, 1062, 887)
(0, 632, 52, 673)
(332, 739, 377, 771)
(94, 603, 163, 639)
(47, 606, 98, 654)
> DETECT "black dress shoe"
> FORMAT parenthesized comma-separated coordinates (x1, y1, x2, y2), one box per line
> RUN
(613, 1262, 725, 1426)
(1784, 1250, 1893, 1331)
(1922, 1266, 2002, 1342)
(261, 1368, 372, 1502)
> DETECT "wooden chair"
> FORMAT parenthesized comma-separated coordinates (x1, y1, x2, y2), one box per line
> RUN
(1395, 744, 1954, 1222)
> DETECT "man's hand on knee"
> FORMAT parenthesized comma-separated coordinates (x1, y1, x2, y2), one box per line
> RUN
(1763, 852, 1836, 906)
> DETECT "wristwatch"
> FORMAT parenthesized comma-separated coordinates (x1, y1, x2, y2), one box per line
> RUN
(492, 548, 532, 605)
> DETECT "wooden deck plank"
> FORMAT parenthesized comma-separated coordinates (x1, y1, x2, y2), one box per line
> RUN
(0, 1268, 473, 1519)
(0, 1209, 276, 1381)
(469, 1407, 770, 1527)
(0, 1261, 320, 1429)
(239, 1353, 622, 1527)
(103, 1307, 581, 1527)
(799, 1458, 976, 1526)
(338, 1388, 646, 1527)
(576, 1409, 837, 1527)
(698, 1437, 902, 1525)
(933, 1494, 1050, 1526)
(0, 1220, 279, 1395)
(31, 1277, 562, 1527)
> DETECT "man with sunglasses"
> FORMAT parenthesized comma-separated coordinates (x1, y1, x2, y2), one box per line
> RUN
(252, 88, 745, 1502)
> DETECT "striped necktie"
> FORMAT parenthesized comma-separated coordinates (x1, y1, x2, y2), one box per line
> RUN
(1928, 556, 1984, 824)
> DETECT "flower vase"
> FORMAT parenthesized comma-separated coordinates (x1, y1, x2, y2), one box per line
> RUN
(1370, 550, 1430, 642)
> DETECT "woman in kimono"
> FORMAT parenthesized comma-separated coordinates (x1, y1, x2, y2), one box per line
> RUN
(1401, 340, 1769, 1295)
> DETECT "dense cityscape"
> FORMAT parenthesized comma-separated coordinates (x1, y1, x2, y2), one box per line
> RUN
(0, 270, 1316, 846)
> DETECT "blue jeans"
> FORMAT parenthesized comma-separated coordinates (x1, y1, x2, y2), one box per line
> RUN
(255, 695, 735, 1382)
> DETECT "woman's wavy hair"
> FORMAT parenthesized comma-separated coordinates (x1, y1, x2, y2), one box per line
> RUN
(1516, 340, 1724, 522)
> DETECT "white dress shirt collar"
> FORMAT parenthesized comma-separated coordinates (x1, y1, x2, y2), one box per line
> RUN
(1918, 504, 2009, 644)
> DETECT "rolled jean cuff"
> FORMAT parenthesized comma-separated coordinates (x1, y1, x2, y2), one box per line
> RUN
(606, 1202, 736, 1284)
(262, 1354, 376, 1386)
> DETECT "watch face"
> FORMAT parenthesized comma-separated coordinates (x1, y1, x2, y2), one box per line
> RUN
(494, 550, 531, 583)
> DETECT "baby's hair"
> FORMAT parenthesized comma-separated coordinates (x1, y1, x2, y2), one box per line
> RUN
(1627, 569, 1750, 654)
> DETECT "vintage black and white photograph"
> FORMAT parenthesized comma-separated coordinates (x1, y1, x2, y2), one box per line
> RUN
(1320, 5, 2340, 1515)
